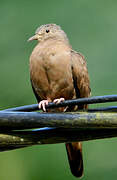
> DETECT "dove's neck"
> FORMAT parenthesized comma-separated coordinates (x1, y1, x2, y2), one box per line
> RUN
(38, 37, 71, 48)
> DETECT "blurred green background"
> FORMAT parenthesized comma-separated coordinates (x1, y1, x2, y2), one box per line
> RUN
(0, 0, 117, 179)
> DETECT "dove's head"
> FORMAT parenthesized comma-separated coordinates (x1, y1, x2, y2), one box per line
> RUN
(28, 24, 69, 44)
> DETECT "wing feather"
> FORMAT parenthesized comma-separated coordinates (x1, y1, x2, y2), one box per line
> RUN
(71, 50, 91, 99)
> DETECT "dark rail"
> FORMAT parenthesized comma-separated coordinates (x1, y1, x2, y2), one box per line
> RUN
(0, 94, 117, 151)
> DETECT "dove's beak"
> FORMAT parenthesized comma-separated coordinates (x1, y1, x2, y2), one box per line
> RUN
(28, 34, 39, 42)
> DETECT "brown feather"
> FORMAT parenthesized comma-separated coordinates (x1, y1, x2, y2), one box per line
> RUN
(65, 50, 90, 177)
(29, 24, 91, 177)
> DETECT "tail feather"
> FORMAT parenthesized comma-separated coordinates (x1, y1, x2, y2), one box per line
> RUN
(65, 142, 83, 178)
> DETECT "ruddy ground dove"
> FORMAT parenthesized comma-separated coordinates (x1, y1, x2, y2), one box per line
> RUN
(28, 24, 91, 177)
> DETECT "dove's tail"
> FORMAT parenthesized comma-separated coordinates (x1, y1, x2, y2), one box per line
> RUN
(65, 142, 83, 178)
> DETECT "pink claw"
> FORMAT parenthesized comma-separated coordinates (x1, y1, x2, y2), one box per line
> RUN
(38, 100, 49, 112)
(53, 98, 65, 104)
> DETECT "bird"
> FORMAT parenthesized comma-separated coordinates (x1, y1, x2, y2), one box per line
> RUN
(28, 24, 91, 177)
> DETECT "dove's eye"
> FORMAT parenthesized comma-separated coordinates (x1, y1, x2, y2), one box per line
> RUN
(46, 29, 50, 33)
